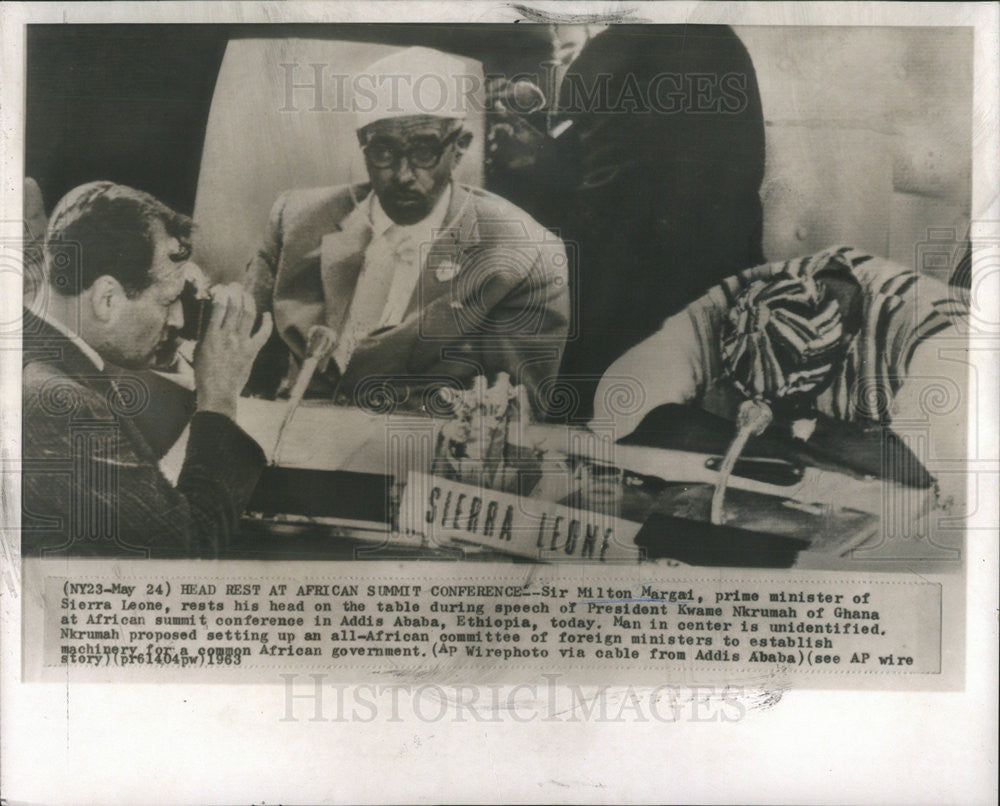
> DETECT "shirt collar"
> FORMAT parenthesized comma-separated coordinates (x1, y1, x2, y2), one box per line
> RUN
(369, 184, 452, 238)
(28, 302, 105, 371)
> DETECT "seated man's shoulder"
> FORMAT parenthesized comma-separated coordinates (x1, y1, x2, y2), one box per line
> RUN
(25, 357, 77, 393)
(843, 250, 964, 312)
(23, 360, 105, 424)
(275, 183, 363, 228)
(744, 246, 954, 300)
(462, 186, 559, 244)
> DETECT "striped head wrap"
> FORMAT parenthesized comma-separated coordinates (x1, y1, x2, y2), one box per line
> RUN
(721, 247, 863, 412)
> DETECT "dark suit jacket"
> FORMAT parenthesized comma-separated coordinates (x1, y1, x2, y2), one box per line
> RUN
(500, 25, 766, 420)
(245, 182, 570, 413)
(21, 311, 265, 557)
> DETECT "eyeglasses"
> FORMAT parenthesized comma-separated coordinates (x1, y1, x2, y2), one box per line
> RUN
(363, 130, 461, 170)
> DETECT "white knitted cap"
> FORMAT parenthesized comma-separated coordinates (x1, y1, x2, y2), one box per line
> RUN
(355, 46, 468, 130)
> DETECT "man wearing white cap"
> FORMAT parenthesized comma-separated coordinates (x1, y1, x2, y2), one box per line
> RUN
(246, 46, 570, 414)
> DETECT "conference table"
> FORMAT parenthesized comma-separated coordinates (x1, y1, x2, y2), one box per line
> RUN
(158, 394, 923, 567)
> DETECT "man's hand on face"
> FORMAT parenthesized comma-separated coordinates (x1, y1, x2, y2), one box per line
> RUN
(193, 282, 273, 420)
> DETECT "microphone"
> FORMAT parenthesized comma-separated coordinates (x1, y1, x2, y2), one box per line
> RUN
(272, 325, 337, 466)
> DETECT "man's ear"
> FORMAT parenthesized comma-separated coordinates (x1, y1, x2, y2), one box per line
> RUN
(89, 275, 125, 323)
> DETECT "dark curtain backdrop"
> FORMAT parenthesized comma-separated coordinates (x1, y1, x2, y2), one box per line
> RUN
(26, 25, 229, 217)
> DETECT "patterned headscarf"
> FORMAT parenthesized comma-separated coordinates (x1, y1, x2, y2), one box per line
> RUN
(721, 248, 863, 412)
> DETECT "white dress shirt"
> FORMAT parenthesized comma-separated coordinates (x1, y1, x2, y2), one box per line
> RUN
(333, 186, 452, 372)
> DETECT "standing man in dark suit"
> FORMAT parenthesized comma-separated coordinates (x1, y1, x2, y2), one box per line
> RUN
(486, 25, 766, 420)
(22, 181, 273, 557)
(245, 47, 570, 414)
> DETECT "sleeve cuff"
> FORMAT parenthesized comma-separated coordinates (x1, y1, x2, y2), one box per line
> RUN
(184, 410, 267, 495)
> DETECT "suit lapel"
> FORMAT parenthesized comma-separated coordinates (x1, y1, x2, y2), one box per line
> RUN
(23, 310, 111, 390)
(404, 184, 479, 319)
(320, 188, 374, 336)
(24, 311, 197, 464)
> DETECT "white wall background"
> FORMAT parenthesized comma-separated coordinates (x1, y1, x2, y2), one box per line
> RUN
(737, 26, 972, 272)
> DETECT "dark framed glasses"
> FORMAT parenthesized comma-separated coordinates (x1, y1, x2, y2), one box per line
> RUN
(363, 129, 461, 170)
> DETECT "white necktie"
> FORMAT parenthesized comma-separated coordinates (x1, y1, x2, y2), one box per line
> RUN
(334, 225, 416, 372)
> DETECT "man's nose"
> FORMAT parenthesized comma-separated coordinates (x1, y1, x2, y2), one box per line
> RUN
(167, 298, 184, 330)
(393, 156, 416, 183)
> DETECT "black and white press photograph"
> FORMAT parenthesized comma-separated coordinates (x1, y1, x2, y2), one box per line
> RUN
(18, 20, 976, 568)
(1, 3, 996, 805)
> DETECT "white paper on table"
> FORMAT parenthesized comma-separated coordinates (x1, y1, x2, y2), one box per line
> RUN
(238, 397, 402, 472)
(160, 399, 416, 482)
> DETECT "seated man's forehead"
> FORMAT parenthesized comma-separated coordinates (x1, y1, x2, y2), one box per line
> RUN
(367, 115, 453, 139)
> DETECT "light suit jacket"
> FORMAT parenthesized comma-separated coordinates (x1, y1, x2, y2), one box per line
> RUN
(246, 183, 570, 413)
